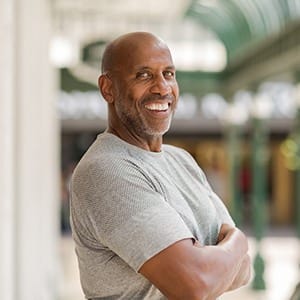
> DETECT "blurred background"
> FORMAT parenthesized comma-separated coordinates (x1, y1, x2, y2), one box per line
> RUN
(1, 0, 300, 299)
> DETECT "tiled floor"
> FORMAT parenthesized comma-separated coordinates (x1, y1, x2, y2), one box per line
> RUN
(59, 230, 300, 300)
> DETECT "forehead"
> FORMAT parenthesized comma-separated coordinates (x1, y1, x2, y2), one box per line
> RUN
(117, 38, 175, 72)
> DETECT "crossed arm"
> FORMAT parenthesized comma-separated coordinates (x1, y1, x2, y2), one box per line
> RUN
(139, 224, 251, 300)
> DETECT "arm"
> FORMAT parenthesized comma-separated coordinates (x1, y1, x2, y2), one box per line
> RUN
(216, 224, 251, 292)
(139, 224, 250, 300)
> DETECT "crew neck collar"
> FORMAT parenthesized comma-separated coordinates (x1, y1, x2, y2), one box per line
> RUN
(99, 132, 164, 157)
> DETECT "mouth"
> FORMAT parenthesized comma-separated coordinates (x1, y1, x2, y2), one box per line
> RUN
(144, 102, 170, 112)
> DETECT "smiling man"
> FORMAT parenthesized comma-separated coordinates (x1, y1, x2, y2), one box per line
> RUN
(70, 32, 250, 300)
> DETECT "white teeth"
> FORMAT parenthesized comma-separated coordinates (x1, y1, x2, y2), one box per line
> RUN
(145, 103, 169, 111)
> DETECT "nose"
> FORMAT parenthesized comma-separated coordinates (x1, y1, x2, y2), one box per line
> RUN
(149, 75, 172, 96)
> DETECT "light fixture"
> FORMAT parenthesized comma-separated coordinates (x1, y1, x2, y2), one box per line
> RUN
(49, 35, 79, 68)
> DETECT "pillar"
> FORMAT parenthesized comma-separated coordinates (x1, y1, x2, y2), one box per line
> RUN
(0, 0, 60, 299)
(272, 143, 293, 224)
(227, 124, 243, 226)
(251, 117, 268, 290)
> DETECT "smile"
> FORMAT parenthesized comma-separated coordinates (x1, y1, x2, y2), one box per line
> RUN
(144, 102, 169, 111)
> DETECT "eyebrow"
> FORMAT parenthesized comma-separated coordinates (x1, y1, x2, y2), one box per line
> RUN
(134, 65, 176, 72)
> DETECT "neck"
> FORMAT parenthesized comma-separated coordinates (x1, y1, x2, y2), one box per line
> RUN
(107, 126, 163, 152)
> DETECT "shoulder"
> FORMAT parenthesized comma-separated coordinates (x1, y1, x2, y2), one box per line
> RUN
(72, 141, 156, 199)
(163, 144, 192, 157)
(162, 144, 196, 165)
(73, 151, 143, 186)
(73, 133, 142, 178)
(162, 143, 208, 182)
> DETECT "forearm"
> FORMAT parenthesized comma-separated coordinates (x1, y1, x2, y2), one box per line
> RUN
(192, 226, 250, 297)
(192, 246, 245, 297)
(139, 227, 250, 300)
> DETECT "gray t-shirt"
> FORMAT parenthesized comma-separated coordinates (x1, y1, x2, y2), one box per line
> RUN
(70, 132, 234, 299)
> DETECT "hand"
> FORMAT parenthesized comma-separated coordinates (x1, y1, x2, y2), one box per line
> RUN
(217, 224, 249, 257)
(217, 223, 236, 243)
(195, 223, 251, 293)
(227, 253, 251, 291)
(217, 224, 251, 291)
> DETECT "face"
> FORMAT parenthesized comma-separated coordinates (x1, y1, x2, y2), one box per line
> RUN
(109, 39, 179, 140)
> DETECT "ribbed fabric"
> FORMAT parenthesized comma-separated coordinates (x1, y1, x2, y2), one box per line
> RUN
(70, 132, 234, 299)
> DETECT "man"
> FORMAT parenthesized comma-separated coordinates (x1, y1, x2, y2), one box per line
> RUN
(70, 31, 251, 300)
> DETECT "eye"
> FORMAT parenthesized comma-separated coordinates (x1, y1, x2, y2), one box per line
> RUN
(136, 72, 151, 80)
(163, 70, 175, 79)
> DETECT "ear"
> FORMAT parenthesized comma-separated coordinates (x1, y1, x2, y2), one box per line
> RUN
(98, 74, 114, 103)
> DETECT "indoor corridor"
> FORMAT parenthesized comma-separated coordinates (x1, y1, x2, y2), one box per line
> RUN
(2, 1, 300, 299)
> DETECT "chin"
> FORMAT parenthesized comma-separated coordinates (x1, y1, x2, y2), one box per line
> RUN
(145, 127, 170, 137)
(146, 121, 172, 136)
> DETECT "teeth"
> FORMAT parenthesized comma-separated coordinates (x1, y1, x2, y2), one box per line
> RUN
(145, 103, 169, 111)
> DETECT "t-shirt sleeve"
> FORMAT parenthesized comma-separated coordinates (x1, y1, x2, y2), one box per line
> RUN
(72, 158, 194, 272)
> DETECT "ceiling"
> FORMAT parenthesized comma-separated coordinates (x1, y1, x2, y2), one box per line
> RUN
(187, 0, 300, 62)
(52, 0, 300, 63)
(52, 0, 192, 42)
(51, 0, 225, 72)
(52, 0, 300, 96)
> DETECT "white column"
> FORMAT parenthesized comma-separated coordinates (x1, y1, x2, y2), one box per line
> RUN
(0, 0, 60, 299)
(0, 0, 16, 298)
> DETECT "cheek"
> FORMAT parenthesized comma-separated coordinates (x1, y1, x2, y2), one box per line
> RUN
(129, 87, 148, 104)
(172, 84, 179, 104)
(111, 84, 122, 102)
(112, 79, 129, 98)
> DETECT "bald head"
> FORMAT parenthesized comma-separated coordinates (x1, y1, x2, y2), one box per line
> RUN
(101, 32, 171, 74)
